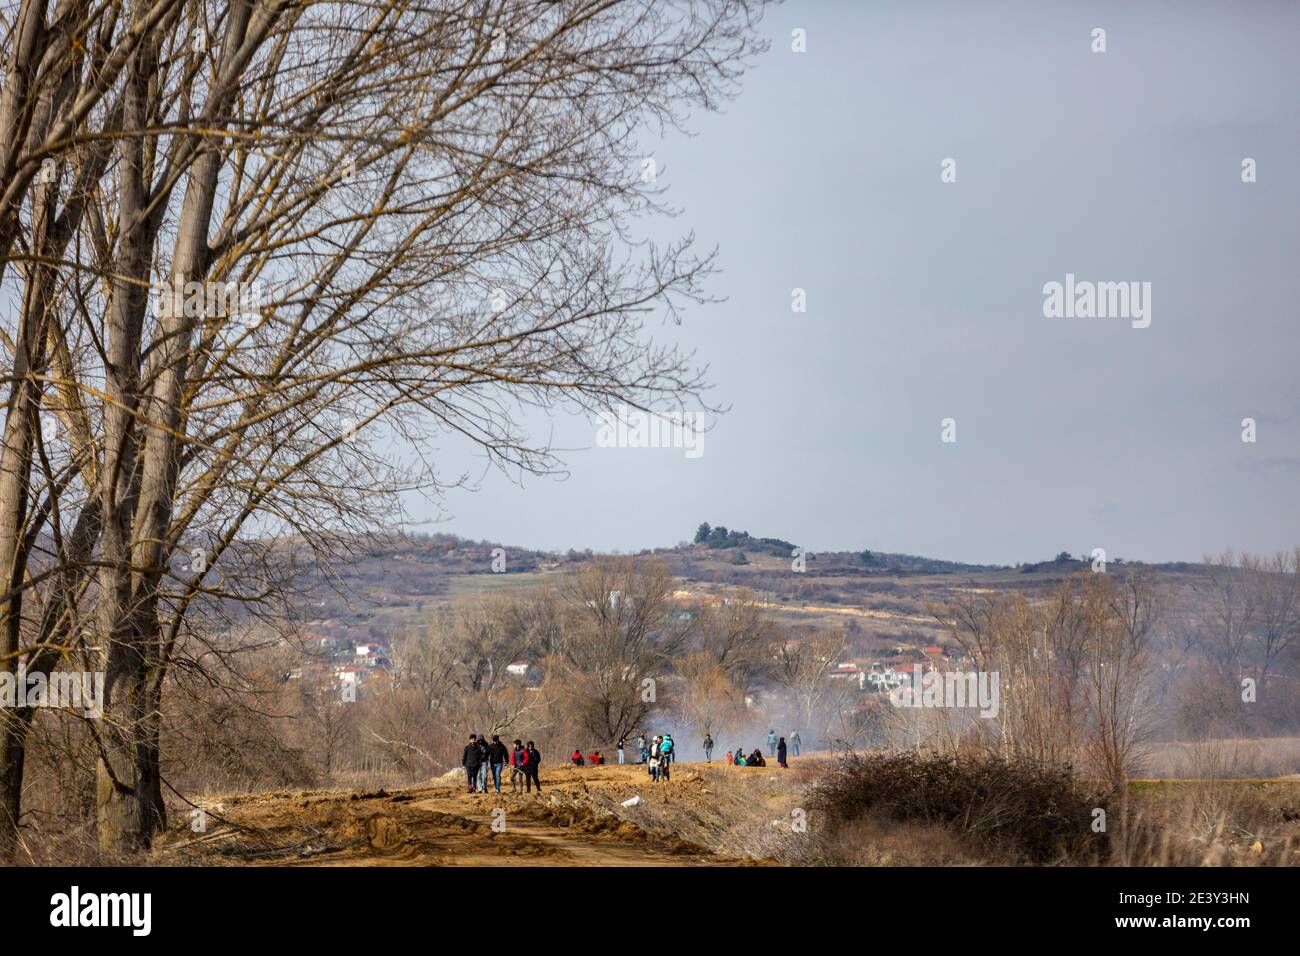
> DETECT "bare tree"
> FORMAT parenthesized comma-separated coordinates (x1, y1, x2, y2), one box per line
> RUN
(0, 0, 768, 855)
(552, 557, 691, 743)
(770, 627, 847, 750)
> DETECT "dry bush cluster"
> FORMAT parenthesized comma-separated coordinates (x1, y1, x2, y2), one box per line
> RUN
(805, 750, 1110, 865)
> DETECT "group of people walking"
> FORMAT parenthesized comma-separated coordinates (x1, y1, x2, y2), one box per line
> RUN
(461, 734, 543, 794)
(644, 733, 674, 782)
(462, 726, 801, 796)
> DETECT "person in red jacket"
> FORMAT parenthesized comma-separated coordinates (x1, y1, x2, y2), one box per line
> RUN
(571, 749, 585, 766)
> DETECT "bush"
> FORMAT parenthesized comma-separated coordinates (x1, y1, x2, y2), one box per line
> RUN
(807, 750, 1110, 864)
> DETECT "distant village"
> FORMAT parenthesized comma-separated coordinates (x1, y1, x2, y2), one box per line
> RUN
(282, 594, 975, 708)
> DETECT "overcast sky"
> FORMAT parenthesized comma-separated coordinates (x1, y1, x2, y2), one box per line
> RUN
(404, 0, 1300, 566)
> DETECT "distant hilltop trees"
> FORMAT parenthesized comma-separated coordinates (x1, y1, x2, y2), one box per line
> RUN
(693, 523, 795, 556)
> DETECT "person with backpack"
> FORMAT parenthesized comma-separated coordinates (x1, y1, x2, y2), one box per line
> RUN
(462, 734, 482, 793)
(777, 736, 788, 769)
(487, 735, 508, 793)
(767, 729, 778, 757)
(524, 741, 542, 792)
(509, 739, 527, 793)
(703, 733, 714, 762)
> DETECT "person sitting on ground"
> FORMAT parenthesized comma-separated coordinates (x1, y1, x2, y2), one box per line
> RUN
(571, 749, 585, 766)
(748, 748, 766, 767)
(587, 750, 603, 765)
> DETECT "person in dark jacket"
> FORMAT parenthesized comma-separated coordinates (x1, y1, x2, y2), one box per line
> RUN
(777, 736, 788, 768)
(474, 735, 490, 792)
(509, 739, 527, 793)
(487, 735, 509, 793)
(524, 742, 542, 792)
(462, 734, 482, 793)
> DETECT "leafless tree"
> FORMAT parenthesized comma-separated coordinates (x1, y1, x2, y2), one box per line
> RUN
(0, 0, 768, 855)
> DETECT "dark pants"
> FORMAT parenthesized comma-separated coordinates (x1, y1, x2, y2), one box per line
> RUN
(465, 765, 479, 791)
(526, 769, 541, 792)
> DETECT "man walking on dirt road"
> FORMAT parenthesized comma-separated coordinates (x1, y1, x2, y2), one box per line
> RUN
(463, 734, 482, 793)
(488, 735, 508, 793)
(475, 734, 490, 792)
(524, 741, 542, 793)
(510, 739, 526, 793)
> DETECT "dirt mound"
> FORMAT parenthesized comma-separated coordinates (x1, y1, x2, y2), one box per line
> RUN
(365, 815, 406, 852)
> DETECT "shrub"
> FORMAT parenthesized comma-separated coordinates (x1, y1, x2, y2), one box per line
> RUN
(807, 749, 1110, 864)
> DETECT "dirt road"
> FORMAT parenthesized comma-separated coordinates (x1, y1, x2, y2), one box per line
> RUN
(154, 761, 807, 867)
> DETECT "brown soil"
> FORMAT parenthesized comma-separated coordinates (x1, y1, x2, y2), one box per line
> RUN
(152, 761, 804, 867)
